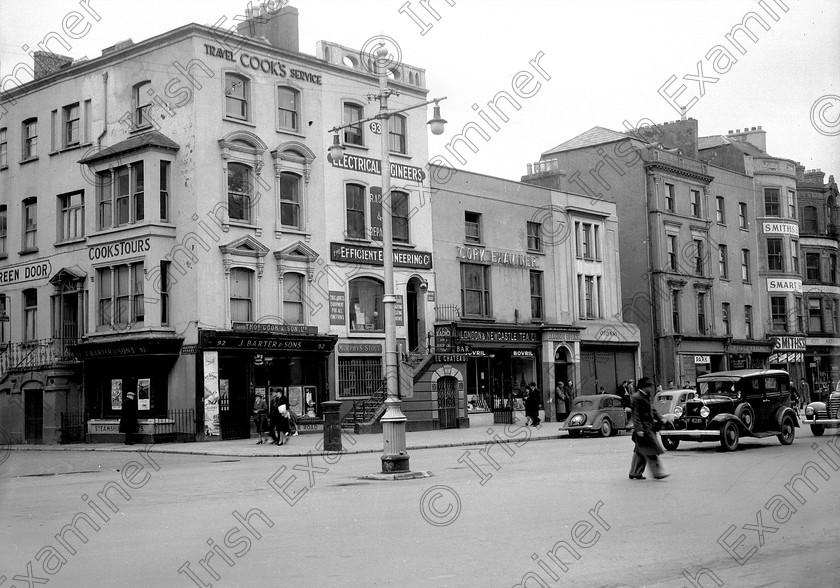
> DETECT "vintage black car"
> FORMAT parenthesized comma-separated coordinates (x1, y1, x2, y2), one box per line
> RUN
(559, 394, 631, 437)
(803, 383, 840, 436)
(660, 369, 798, 451)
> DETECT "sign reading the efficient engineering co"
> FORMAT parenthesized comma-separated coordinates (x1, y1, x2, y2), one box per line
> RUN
(328, 153, 426, 182)
(767, 278, 802, 293)
(330, 243, 433, 269)
(0, 260, 51, 286)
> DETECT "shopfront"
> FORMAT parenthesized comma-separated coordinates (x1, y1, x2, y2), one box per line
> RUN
(768, 335, 806, 385)
(804, 337, 839, 392)
(197, 326, 337, 440)
(726, 341, 772, 371)
(676, 336, 727, 387)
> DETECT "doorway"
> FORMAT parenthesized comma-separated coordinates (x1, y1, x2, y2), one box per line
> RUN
(25, 389, 43, 443)
(437, 376, 458, 429)
(406, 277, 426, 352)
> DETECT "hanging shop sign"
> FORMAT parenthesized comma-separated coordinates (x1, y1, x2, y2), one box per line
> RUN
(328, 153, 426, 182)
(330, 242, 433, 269)
(232, 322, 318, 335)
(456, 245, 539, 269)
(0, 259, 52, 286)
(694, 355, 711, 364)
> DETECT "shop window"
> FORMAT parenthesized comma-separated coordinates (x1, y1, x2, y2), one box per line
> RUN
(764, 188, 780, 217)
(716, 196, 725, 224)
(718, 245, 728, 279)
(527, 221, 541, 252)
(160, 161, 170, 222)
(225, 73, 249, 121)
(741, 249, 750, 282)
(96, 162, 144, 229)
(744, 305, 753, 339)
(672, 290, 681, 334)
(63, 103, 80, 147)
(392, 190, 409, 243)
(806, 253, 821, 282)
(343, 103, 364, 146)
(96, 262, 144, 328)
(133, 81, 152, 128)
(771, 296, 787, 332)
(667, 234, 677, 271)
(0, 127, 7, 167)
(23, 288, 37, 341)
(283, 272, 304, 325)
(338, 357, 382, 397)
(767, 238, 783, 271)
(349, 277, 384, 331)
(22, 118, 37, 160)
(23, 197, 37, 251)
(277, 86, 300, 132)
(664, 183, 674, 211)
(690, 189, 701, 218)
(808, 298, 823, 333)
(738, 202, 748, 229)
(389, 114, 406, 154)
(0, 204, 6, 255)
(230, 268, 253, 322)
(530, 270, 543, 320)
(345, 183, 366, 239)
(802, 206, 818, 233)
(280, 172, 302, 228)
(461, 264, 491, 318)
(227, 162, 253, 222)
(58, 191, 84, 242)
(464, 211, 481, 244)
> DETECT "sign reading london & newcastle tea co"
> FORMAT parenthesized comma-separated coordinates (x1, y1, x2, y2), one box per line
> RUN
(330, 243, 433, 269)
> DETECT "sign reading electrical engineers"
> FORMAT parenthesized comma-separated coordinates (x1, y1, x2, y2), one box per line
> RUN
(329, 153, 427, 182)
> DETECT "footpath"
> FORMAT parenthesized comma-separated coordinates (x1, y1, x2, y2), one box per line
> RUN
(7, 415, 571, 459)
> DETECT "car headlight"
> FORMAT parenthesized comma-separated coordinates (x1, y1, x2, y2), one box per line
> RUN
(674, 406, 683, 418)
(805, 406, 814, 417)
(700, 406, 710, 418)
(570, 414, 586, 426)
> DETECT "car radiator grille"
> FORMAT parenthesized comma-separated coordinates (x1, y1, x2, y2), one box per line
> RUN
(829, 398, 840, 419)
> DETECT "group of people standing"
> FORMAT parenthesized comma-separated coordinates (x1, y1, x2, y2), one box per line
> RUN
(252, 391, 298, 446)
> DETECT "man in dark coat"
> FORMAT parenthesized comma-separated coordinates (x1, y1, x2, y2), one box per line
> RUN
(525, 382, 541, 427)
(270, 392, 292, 445)
(629, 377, 668, 480)
(119, 391, 138, 445)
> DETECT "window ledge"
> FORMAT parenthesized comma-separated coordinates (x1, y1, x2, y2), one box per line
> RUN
(224, 117, 256, 128)
(278, 227, 310, 236)
(48, 143, 86, 156)
(527, 249, 545, 256)
(18, 248, 39, 256)
(54, 237, 87, 247)
(464, 241, 484, 247)
(458, 316, 496, 323)
(0, 253, 7, 260)
(19, 157, 39, 165)
(393, 242, 416, 249)
(276, 128, 306, 139)
(0, 165, 7, 171)
(343, 143, 369, 152)
(389, 151, 413, 160)
(227, 220, 259, 230)
(345, 237, 372, 244)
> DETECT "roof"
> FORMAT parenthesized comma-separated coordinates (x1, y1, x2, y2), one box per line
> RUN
(541, 126, 630, 157)
(79, 131, 180, 164)
(698, 135, 766, 156)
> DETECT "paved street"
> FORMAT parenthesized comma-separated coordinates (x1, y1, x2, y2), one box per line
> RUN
(1, 426, 838, 588)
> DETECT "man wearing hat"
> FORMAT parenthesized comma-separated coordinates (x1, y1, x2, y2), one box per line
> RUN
(120, 391, 139, 445)
(629, 376, 669, 480)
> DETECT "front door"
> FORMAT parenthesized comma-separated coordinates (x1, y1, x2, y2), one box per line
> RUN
(25, 389, 43, 443)
(437, 376, 458, 429)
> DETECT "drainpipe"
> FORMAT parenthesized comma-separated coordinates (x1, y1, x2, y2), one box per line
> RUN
(97, 72, 108, 148)
(643, 162, 660, 382)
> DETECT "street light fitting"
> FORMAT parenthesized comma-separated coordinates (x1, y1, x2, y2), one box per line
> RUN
(328, 133, 345, 161)
(428, 103, 447, 136)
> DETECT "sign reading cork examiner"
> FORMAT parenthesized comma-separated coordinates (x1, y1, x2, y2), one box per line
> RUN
(456, 246, 539, 268)
(330, 243, 432, 269)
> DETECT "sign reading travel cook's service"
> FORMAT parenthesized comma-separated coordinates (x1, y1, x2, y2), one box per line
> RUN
(328, 153, 426, 182)
(330, 243, 433, 269)
(204, 44, 323, 84)
(0, 260, 51, 285)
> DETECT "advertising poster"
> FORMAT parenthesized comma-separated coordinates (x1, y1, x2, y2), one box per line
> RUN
(111, 379, 123, 410)
(303, 386, 317, 417)
(288, 386, 303, 414)
(203, 351, 221, 436)
(137, 378, 150, 411)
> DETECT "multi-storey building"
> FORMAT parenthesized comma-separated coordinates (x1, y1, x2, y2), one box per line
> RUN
(0, 4, 439, 442)
(427, 164, 639, 426)
(522, 119, 772, 386)
(795, 169, 840, 391)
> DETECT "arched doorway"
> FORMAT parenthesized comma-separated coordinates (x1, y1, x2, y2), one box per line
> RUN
(437, 376, 458, 429)
(406, 277, 427, 352)
(555, 345, 572, 396)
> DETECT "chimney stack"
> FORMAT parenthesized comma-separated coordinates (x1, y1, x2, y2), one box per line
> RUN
(33, 51, 73, 80)
(236, 2, 299, 53)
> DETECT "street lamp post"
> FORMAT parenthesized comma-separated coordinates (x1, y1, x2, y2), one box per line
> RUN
(329, 45, 446, 473)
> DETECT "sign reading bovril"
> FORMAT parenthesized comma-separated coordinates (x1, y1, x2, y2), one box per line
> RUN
(0, 260, 52, 286)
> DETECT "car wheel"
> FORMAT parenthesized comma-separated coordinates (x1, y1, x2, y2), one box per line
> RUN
(599, 419, 612, 438)
(810, 424, 825, 437)
(778, 415, 795, 445)
(720, 421, 739, 451)
(662, 436, 680, 451)
(734, 403, 755, 433)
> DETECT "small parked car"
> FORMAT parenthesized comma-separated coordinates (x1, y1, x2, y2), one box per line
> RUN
(560, 394, 631, 437)
(803, 383, 840, 436)
(660, 369, 798, 451)
(654, 389, 697, 423)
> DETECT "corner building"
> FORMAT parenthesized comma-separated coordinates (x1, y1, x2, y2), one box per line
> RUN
(0, 4, 438, 442)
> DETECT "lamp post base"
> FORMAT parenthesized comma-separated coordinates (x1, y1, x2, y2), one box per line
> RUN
(381, 453, 410, 473)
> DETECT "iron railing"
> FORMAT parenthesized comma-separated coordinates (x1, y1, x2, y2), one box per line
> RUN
(58, 409, 197, 444)
(435, 304, 460, 322)
(0, 338, 79, 378)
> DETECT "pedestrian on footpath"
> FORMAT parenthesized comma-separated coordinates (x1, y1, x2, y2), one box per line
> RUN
(555, 381, 569, 424)
(525, 382, 541, 427)
(270, 392, 292, 445)
(120, 391, 138, 446)
(800, 379, 810, 409)
(629, 377, 669, 480)
(252, 392, 269, 444)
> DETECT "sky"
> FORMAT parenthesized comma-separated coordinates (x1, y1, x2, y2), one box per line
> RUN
(1, 0, 838, 182)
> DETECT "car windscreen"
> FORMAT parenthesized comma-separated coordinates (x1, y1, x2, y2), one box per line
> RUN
(573, 400, 593, 409)
(698, 381, 739, 399)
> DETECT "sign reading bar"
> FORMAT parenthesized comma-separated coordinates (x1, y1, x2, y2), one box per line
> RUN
(767, 278, 802, 293)
(456, 246, 539, 269)
(0, 259, 51, 286)
(232, 322, 318, 335)
(328, 153, 426, 182)
(329, 291, 346, 325)
(330, 243, 433, 269)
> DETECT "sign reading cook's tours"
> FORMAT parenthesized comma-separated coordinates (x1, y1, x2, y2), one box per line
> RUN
(88, 237, 151, 260)
(328, 153, 426, 182)
(330, 243, 433, 269)
(0, 260, 51, 285)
